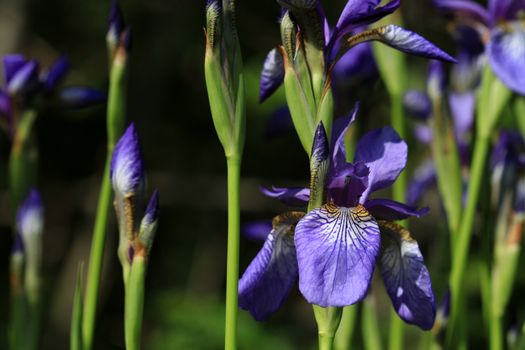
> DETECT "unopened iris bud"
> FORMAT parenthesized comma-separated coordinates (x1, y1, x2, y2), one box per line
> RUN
(280, 11, 296, 62)
(111, 123, 144, 199)
(309, 122, 329, 208)
(7, 60, 39, 96)
(206, 0, 222, 52)
(107, 0, 125, 56)
(16, 189, 44, 304)
(138, 190, 159, 256)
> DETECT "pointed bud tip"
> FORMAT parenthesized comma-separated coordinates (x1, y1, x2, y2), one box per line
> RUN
(144, 190, 159, 224)
(311, 121, 329, 163)
(110, 123, 144, 196)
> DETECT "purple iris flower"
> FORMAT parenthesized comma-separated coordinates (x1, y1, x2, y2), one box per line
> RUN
(435, 0, 525, 95)
(0, 54, 106, 136)
(259, 0, 456, 102)
(239, 106, 435, 330)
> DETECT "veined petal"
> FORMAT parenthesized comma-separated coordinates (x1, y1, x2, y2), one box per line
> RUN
(347, 25, 456, 63)
(487, 22, 525, 95)
(239, 212, 304, 320)
(488, 0, 523, 21)
(433, 0, 492, 26)
(366, 198, 429, 221)
(295, 204, 380, 307)
(354, 127, 408, 202)
(241, 220, 273, 242)
(379, 221, 436, 330)
(336, 0, 381, 29)
(259, 48, 285, 103)
(260, 186, 310, 207)
(110, 123, 144, 197)
(449, 91, 475, 139)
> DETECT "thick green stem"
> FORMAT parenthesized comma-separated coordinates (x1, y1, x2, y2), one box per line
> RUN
(125, 257, 146, 350)
(334, 305, 359, 350)
(489, 314, 503, 350)
(362, 296, 382, 350)
(225, 156, 241, 350)
(82, 157, 113, 350)
(447, 137, 490, 346)
(389, 93, 405, 350)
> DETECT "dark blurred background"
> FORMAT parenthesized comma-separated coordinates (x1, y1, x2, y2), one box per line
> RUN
(0, 0, 507, 348)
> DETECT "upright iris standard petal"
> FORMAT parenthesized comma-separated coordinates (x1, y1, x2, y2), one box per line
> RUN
(259, 48, 285, 102)
(295, 204, 381, 307)
(58, 87, 107, 108)
(239, 212, 304, 320)
(379, 221, 435, 330)
(354, 127, 408, 202)
(110, 123, 144, 197)
(487, 23, 525, 95)
(260, 186, 310, 207)
(328, 161, 369, 207)
(331, 104, 359, 170)
(43, 55, 70, 92)
(365, 198, 429, 221)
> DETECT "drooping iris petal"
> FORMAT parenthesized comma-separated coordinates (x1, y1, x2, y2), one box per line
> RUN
(354, 127, 408, 202)
(58, 87, 107, 108)
(259, 48, 285, 103)
(365, 198, 429, 221)
(110, 123, 144, 197)
(260, 186, 310, 207)
(43, 55, 70, 92)
(241, 220, 273, 242)
(7, 60, 39, 95)
(433, 0, 492, 26)
(295, 204, 381, 307)
(360, 25, 457, 63)
(239, 212, 304, 320)
(403, 90, 432, 120)
(406, 160, 437, 206)
(487, 23, 525, 95)
(449, 91, 475, 139)
(3, 54, 27, 85)
(379, 221, 436, 330)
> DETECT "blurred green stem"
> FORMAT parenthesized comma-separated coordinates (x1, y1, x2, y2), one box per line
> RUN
(334, 305, 359, 350)
(82, 52, 126, 350)
(225, 156, 241, 350)
(125, 257, 146, 350)
(362, 295, 382, 350)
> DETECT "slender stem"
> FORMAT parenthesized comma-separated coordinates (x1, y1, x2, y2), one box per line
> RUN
(389, 93, 405, 350)
(82, 157, 113, 350)
(447, 137, 490, 346)
(125, 257, 146, 350)
(224, 156, 241, 350)
(334, 305, 359, 350)
(362, 296, 382, 350)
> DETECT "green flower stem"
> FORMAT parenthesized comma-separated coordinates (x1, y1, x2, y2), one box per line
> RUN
(362, 295, 382, 350)
(8, 109, 38, 217)
(82, 51, 127, 350)
(334, 305, 359, 350)
(125, 256, 147, 350)
(447, 136, 490, 346)
(225, 155, 241, 350)
(314, 305, 343, 350)
(8, 252, 25, 350)
(71, 264, 84, 350)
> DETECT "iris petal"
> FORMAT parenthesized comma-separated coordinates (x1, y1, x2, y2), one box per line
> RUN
(379, 221, 436, 330)
(259, 48, 285, 103)
(331, 103, 359, 170)
(433, 0, 492, 26)
(366, 198, 429, 221)
(241, 220, 273, 242)
(354, 126, 408, 202)
(487, 22, 525, 96)
(449, 91, 475, 139)
(239, 212, 304, 320)
(260, 186, 310, 207)
(295, 204, 380, 307)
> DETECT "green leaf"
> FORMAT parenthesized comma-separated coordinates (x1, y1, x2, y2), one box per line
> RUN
(71, 263, 84, 350)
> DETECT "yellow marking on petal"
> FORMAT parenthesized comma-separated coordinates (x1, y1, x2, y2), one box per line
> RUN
(378, 220, 414, 242)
